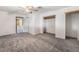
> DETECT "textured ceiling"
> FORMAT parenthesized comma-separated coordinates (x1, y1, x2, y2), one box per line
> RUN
(0, 6, 69, 14)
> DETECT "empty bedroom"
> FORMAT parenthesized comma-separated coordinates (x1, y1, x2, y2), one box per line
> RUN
(0, 6, 79, 52)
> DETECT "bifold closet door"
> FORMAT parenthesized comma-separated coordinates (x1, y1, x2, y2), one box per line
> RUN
(66, 13, 79, 38)
(45, 19, 55, 34)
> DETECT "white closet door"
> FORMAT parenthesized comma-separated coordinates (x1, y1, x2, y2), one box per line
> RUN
(71, 13, 78, 38)
(45, 19, 55, 34)
(46, 20, 51, 33)
(75, 13, 79, 40)
(50, 18, 55, 34)
(66, 13, 79, 38)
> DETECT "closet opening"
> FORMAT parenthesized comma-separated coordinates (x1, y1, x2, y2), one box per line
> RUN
(65, 11, 79, 40)
(43, 15, 56, 35)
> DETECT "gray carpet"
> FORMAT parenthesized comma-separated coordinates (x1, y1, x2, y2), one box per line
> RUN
(0, 33, 79, 52)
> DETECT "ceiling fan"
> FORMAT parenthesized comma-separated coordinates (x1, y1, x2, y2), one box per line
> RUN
(22, 6, 42, 13)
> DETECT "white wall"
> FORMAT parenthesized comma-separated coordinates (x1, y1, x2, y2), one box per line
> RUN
(28, 13, 42, 34)
(35, 7, 79, 39)
(23, 16, 29, 32)
(0, 11, 28, 36)
(35, 13, 42, 34)
(38, 10, 65, 39)
(0, 6, 78, 39)
(0, 10, 39, 36)
(0, 11, 16, 36)
(66, 12, 79, 38)
(28, 14, 36, 34)
(55, 10, 65, 39)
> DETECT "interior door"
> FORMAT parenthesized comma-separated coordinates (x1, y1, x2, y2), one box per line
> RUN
(66, 12, 79, 38)
(45, 19, 55, 34)
(16, 17, 24, 33)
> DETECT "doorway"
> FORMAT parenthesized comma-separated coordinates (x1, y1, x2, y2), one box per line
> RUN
(16, 17, 24, 33)
(66, 11, 79, 40)
(43, 15, 56, 34)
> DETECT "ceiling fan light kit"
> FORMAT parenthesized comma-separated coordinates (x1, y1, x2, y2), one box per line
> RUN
(22, 6, 41, 13)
